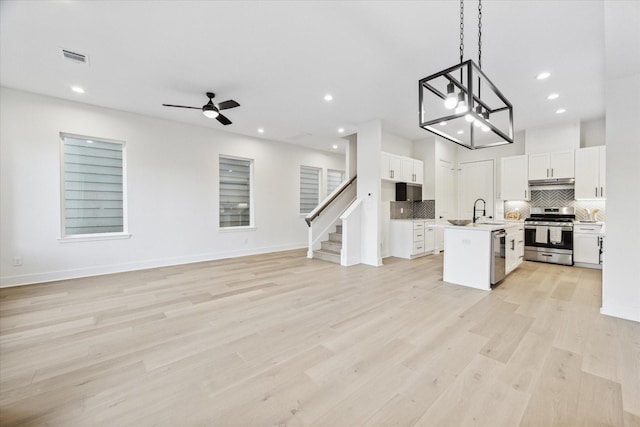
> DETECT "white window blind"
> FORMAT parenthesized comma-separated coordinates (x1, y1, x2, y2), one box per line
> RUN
(219, 156, 253, 228)
(327, 169, 345, 196)
(61, 135, 125, 236)
(300, 166, 320, 214)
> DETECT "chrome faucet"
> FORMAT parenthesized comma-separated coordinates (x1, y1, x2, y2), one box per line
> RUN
(473, 198, 486, 223)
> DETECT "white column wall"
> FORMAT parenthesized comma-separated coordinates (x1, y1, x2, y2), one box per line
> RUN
(356, 120, 382, 266)
(0, 88, 344, 286)
(601, 73, 640, 322)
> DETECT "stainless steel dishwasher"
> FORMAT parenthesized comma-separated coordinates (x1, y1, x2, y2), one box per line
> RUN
(491, 229, 507, 285)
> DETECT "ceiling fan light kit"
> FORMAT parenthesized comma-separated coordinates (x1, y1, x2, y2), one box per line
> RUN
(419, 0, 513, 149)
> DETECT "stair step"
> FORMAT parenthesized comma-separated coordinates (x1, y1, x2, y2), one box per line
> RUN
(313, 249, 341, 264)
(321, 240, 342, 252)
(335, 224, 342, 234)
(328, 232, 342, 243)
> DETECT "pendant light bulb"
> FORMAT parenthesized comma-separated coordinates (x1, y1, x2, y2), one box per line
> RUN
(465, 113, 475, 123)
(455, 91, 468, 114)
(444, 83, 458, 109)
(473, 106, 483, 127)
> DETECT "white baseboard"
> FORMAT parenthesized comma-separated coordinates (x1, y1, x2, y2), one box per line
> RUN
(0, 243, 306, 288)
(600, 303, 640, 323)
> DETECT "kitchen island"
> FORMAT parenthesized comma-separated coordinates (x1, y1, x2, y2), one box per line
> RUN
(443, 222, 522, 290)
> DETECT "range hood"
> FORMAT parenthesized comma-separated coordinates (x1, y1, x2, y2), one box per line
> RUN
(528, 177, 575, 189)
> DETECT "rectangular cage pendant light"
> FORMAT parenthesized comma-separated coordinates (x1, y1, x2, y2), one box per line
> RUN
(419, 60, 513, 150)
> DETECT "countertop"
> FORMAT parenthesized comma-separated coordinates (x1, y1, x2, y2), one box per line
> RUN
(442, 221, 520, 232)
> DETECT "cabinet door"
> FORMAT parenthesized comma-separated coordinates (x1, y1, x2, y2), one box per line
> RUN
(574, 233, 601, 264)
(424, 226, 435, 252)
(381, 153, 392, 180)
(389, 155, 401, 181)
(501, 155, 529, 200)
(401, 157, 414, 182)
(413, 160, 424, 185)
(575, 147, 600, 199)
(528, 153, 550, 180)
(599, 147, 606, 198)
(550, 150, 575, 179)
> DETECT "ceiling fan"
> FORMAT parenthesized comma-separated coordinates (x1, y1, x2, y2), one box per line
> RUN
(162, 92, 240, 125)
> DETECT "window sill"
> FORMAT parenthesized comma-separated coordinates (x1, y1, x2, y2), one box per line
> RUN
(219, 226, 256, 233)
(58, 233, 132, 243)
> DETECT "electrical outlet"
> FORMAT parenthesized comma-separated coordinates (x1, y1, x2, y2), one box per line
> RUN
(13, 256, 22, 267)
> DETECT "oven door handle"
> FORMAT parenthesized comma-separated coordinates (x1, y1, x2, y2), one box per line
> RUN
(525, 225, 573, 232)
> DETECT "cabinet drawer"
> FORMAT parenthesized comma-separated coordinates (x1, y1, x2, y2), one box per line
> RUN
(413, 229, 424, 241)
(574, 224, 603, 234)
(412, 241, 425, 254)
(413, 221, 425, 230)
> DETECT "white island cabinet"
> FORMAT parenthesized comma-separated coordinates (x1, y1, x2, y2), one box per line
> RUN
(443, 222, 521, 291)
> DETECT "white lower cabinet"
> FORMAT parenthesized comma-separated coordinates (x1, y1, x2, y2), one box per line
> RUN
(505, 224, 524, 275)
(389, 220, 436, 259)
(574, 223, 603, 267)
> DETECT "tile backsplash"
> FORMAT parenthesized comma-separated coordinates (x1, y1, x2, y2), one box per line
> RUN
(504, 189, 606, 222)
(391, 200, 435, 219)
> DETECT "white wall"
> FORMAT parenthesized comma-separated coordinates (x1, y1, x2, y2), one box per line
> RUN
(601, 73, 640, 322)
(0, 88, 344, 286)
(356, 120, 382, 266)
(580, 118, 606, 148)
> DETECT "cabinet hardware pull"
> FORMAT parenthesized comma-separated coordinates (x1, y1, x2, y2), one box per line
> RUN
(595, 187, 598, 197)
(547, 168, 549, 177)
(551, 168, 554, 177)
(511, 241, 515, 250)
(601, 186, 604, 197)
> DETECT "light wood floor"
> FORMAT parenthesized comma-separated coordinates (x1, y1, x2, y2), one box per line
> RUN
(1, 250, 638, 426)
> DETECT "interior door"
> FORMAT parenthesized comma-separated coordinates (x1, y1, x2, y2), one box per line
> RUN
(458, 159, 495, 220)
(436, 159, 456, 251)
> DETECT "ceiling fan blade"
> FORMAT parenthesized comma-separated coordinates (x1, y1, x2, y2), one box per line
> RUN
(162, 104, 201, 110)
(216, 113, 232, 125)
(217, 100, 240, 110)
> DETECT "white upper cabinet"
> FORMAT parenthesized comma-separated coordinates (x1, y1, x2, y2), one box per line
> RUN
(381, 152, 423, 184)
(500, 155, 529, 201)
(402, 158, 424, 184)
(381, 152, 402, 181)
(528, 150, 574, 180)
(575, 146, 606, 199)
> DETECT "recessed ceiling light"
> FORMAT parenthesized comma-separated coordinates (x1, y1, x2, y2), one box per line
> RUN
(439, 121, 447, 126)
(86, 140, 93, 144)
(71, 86, 85, 94)
(536, 72, 551, 80)
(547, 93, 559, 100)
(556, 108, 566, 114)
(338, 127, 345, 133)
(332, 144, 338, 150)
(324, 94, 333, 101)
(257, 128, 264, 133)
(457, 130, 464, 135)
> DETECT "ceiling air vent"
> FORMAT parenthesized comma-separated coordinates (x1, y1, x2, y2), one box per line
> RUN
(60, 48, 89, 65)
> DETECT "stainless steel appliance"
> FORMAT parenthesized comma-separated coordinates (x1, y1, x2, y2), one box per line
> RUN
(491, 229, 507, 285)
(524, 207, 575, 265)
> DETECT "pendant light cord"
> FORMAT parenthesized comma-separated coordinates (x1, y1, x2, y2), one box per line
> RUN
(459, 0, 464, 64)
(478, 0, 482, 69)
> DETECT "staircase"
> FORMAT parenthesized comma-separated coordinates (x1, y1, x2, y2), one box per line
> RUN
(313, 224, 342, 264)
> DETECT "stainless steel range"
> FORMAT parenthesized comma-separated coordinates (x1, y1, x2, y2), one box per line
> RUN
(524, 207, 575, 265)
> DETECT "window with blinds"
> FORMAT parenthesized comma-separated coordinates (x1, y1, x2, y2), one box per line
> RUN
(61, 134, 126, 236)
(327, 169, 345, 196)
(219, 156, 253, 228)
(300, 166, 321, 214)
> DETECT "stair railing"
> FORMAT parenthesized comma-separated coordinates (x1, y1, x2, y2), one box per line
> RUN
(305, 175, 357, 227)
(305, 176, 357, 259)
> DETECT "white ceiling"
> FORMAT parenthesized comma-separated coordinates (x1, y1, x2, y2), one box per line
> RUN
(0, 0, 624, 153)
